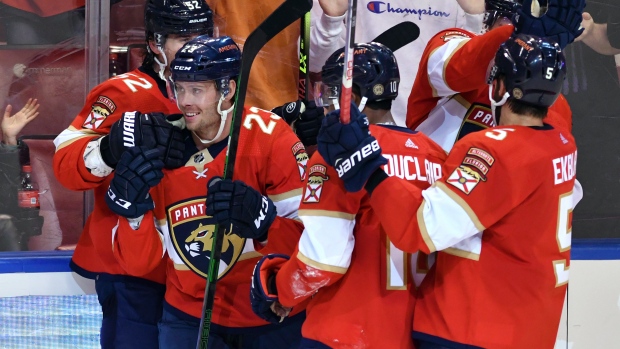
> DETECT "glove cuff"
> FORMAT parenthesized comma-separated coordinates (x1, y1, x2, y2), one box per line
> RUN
(365, 168, 389, 196)
(99, 135, 118, 168)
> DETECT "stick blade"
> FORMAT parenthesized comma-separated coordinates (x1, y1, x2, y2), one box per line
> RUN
(372, 21, 420, 52)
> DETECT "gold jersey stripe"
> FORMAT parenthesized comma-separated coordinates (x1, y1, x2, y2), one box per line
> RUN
(297, 250, 348, 274)
(298, 209, 355, 220)
(269, 188, 303, 202)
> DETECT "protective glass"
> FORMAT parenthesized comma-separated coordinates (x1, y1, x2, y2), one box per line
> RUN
(313, 81, 340, 108)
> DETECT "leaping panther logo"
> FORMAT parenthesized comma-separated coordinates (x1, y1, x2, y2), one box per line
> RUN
(168, 199, 245, 280)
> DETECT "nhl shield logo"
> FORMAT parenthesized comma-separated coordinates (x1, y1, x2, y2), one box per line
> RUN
(168, 198, 245, 279)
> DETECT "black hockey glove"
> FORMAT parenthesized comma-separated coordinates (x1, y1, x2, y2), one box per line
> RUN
(272, 100, 325, 146)
(294, 101, 324, 146)
(105, 146, 164, 218)
(512, 0, 585, 49)
(206, 177, 277, 242)
(271, 100, 304, 125)
(317, 103, 387, 192)
(100, 111, 185, 169)
(250, 254, 292, 324)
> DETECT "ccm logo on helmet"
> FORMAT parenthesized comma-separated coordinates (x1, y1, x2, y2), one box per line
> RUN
(174, 66, 192, 71)
(335, 139, 381, 177)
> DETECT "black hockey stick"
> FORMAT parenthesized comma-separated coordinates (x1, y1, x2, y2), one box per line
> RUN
(196, 0, 313, 348)
(298, 11, 311, 101)
(372, 21, 420, 52)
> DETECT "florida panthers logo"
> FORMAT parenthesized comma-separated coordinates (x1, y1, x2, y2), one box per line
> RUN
(82, 95, 116, 130)
(292, 141, 308, 181)
(168, 199, 245, 279)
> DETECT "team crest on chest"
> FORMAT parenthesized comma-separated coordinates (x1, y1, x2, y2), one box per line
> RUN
(82, 95, 116, 129)
(292, 141, 308, 181)
(167, 198, 245, 279)
(303, 164, 329, 203)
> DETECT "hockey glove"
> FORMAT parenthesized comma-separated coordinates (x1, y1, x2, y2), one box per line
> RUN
(512, 0, 585, 49)
(272, 100, 325, 146)
(250, 254, 291, 324)
(101, 111, 185, 169)
(271, 100, 304, 125)
(294, 101, 325, 147)
(105, 146, 164, 218)
(317, 103, 387, 192)
(206, 177, 277, 242)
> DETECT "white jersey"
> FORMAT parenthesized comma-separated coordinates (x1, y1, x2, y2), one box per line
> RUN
(309, 0, 484, 126)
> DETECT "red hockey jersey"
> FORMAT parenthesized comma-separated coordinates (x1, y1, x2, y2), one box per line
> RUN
(406, 25, 573, 152)
(53, 68, 179, 283)
(275, 125, 446, 349)
(371, 125, 578, 348)
(113, 107, 307, 327)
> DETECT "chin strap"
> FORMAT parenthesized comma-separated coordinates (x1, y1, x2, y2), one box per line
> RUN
(193, 94, 234, 144)
(488, 84, 510, 126)
(153, 35, 177, 102)
(332, 96, 368, 113)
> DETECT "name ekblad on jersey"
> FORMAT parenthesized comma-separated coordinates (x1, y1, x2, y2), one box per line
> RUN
(292, 141, 308, 181)
(553, 150, 577, 185)
(167, 199, 244, 280)
(382, 154, 442, 184)
(303, 164, 329, 203)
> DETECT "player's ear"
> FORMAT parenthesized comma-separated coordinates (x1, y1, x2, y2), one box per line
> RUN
(148, 40, 162, 55)
(224, 79, 236, 102)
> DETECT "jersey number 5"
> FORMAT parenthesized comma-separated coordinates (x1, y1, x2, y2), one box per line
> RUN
(553, 191, 573, 287)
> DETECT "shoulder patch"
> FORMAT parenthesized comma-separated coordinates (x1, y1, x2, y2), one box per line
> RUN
(441, 31, 469, 42)
(291, 141, 308, 181)
(467, 147, 495, 166)
(303, 164, 329, 203)
(446, 165, 484, 195)
(82, 95, 116, 129)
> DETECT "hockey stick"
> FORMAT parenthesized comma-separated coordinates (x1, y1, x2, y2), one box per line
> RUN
(339, 0, 358, 124)
(372, 21, 420, 52)
(298, 11, 311, 101)
(196, 0, 313, 348)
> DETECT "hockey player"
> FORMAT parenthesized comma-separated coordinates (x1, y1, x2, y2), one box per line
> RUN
(309, 0, 488, 126)
(249, 43, 447, 349)
(407, 0, 585, 151)
(105, 35, 307, 349)
(317, 34, 578, 349)
(52, 1, 214, 348)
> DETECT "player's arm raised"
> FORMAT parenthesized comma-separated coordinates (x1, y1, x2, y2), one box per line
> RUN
(426, 25, 514, 97)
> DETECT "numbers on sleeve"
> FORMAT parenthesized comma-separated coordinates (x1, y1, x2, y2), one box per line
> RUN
(114, 73, 153, 93)
(484, 128, 515, 141)
(553, 191, 573, 287)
